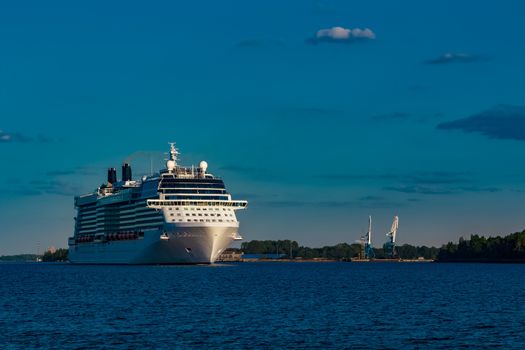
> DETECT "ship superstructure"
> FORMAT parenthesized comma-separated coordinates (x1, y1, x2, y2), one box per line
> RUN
(68, 142, 247, 264)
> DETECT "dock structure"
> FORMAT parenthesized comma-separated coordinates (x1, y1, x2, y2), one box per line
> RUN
(357, 216, 376, 259)
(351, 215, 419, 262)
(350, 258, 434, 263)
(362, 216, 375, 259)
(383, 216, 399, 259)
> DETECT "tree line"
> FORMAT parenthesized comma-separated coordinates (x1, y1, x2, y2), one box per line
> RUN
(437, 230, 525, 262)
(0, 254, 38, 262)
(240, 240, 439, 260)
(42, 248, 68, 262)
(0, 249, 68, 262)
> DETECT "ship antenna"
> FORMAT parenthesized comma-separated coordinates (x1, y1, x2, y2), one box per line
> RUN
(150, 155, 153, 175)
(166, 142, 180, 173)
(169, 142, 179, 163)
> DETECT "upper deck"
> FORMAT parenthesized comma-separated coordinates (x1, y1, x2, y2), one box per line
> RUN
(74, 142, 246, 208)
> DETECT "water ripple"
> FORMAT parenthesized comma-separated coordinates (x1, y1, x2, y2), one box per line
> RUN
(1, 262, 525, 349)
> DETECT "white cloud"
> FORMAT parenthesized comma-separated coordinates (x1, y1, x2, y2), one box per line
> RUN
(311, 26, 376, 44)
(317, 27, 351, 39)
(0, 129, 52, 143)
(425, 52, 488, 64)
(0, 130, 12, 142)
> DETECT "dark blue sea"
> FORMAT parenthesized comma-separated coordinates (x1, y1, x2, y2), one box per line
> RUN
(1, 262, 525, 349)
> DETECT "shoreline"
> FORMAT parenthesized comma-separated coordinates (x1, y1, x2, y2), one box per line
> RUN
(221, 258, 435, 263)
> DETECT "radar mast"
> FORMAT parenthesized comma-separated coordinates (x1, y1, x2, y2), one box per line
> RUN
(166, 142, 180, 173)
(169, 142, 179, 163)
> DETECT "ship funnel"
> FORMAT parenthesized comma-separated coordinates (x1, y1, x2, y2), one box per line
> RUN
(122, 163, 132, 182)
(107, 168, 117, 184)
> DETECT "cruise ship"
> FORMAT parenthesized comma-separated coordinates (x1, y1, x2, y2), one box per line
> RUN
(68, 143, 247, 264)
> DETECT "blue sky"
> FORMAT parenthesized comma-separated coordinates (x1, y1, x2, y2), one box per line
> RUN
(1, 0, 524, 254)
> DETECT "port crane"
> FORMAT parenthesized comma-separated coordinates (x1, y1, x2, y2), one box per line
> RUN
(383, 216, 399, 258)
(361, 216, 375, 259)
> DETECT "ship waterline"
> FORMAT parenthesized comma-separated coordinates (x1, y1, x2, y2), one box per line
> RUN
(69, 225, 240, 264)
(68, 142, 247, 264)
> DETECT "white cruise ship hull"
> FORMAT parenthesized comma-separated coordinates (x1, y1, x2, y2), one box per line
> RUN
(69, 142, 248, 265)
(69, 224, 238, 264)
